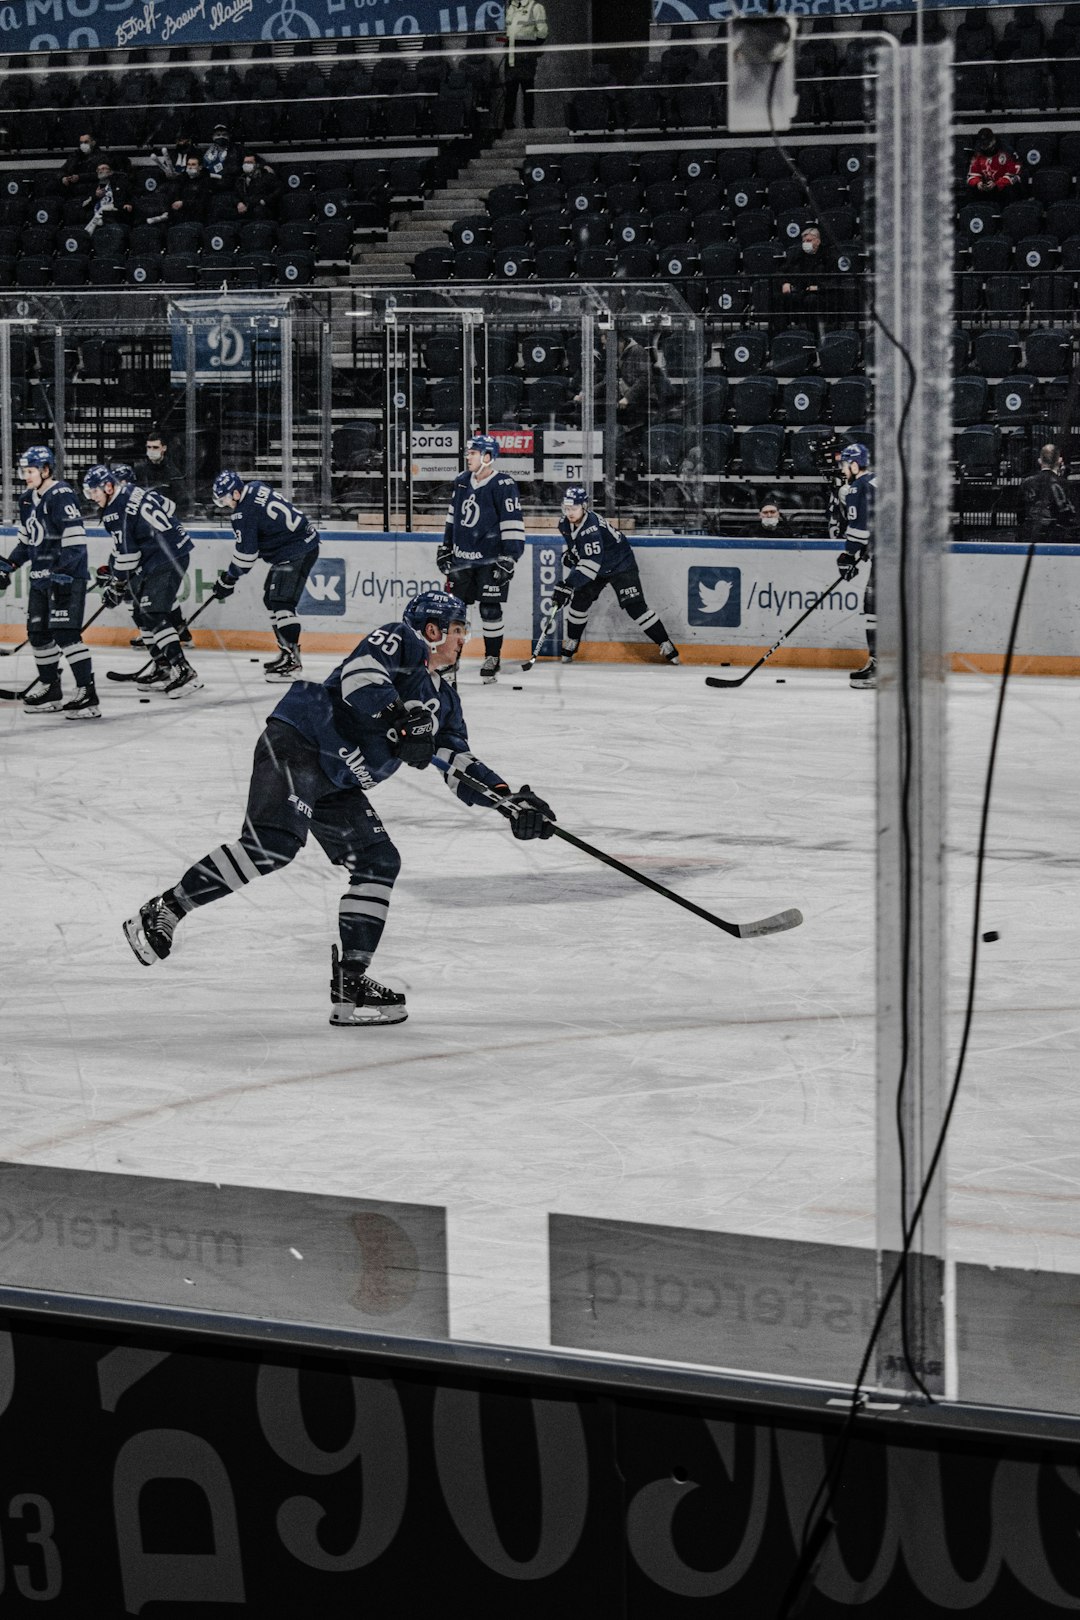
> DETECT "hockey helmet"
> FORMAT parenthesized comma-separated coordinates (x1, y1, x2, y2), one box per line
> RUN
(19, 445, 55, 474)
(841, 442, 870, 468)
(110, 461, 136, 484)
(212, 468, 245, 506)
(465, 433, 499, 462)
(562, 485, 589, 512)
(82, 463, 117, 498)
(403, 589, 468, 643)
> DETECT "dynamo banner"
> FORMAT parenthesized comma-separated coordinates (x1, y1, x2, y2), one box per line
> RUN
(657, 0, 1045, 17)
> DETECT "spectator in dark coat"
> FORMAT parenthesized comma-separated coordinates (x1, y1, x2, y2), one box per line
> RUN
(60, 132, 101, 189)
(235, 154, 281, 218)
(136, 429, 190, 517)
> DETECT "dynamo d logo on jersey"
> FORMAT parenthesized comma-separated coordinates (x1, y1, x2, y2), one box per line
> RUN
(299, 557, 346, 616)
(687, 567, 741, 628)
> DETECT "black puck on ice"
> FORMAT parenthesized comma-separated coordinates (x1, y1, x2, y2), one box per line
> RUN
(512, 684, 523, 690)
(250, 657, 260, 663)
(982, 930, 1000, 943)
(776, 678, 786, 684)
(139, 697, 150, 703)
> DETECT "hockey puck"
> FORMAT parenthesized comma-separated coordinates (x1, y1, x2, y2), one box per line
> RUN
(250, 657, 260, 663)
(982, 930, 1000, 943)
(512, 684, 523, 690)
(139, 697, 150, 704)
(776, 678, 786, 684)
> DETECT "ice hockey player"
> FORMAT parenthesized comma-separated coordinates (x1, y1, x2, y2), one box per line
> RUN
(437, 433, 525, 684)
(123, 590, 555, 1026)
(0, 446, 100, 718)
(554, 487, 679, 665)
(835, 443, 876, 690)
(84, 465, 201, 698)
(210, 471, 319, 681)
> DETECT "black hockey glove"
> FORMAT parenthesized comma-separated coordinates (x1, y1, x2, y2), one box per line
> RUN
(552, 581, 574, 608)
(212, 569, 237, 601)
(384, 698, 436, 768)
(492, 556, 515, 583)
(436, 541, 454, 575)
(497, 784, 555, 840)
(836, 546, 866, 582)
(562, 545, 579, 569)
(95, 567, 126, 609)
(0, 562, 10, 594)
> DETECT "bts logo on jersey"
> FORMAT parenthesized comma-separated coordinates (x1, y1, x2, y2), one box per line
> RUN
(298, 557, 346, 615)
(687, 566, 741, 627)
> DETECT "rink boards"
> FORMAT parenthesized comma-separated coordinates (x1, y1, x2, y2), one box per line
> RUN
(1, 529, 1078, 673)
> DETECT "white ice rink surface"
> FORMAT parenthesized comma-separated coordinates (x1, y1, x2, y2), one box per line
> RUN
(2, 644, 1078, 1352)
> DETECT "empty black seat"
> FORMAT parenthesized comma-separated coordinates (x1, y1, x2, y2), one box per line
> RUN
(731, 375, 778, 423)
(953, 376, 988, 425)
(781, 377, 828, 426)
(993, 373, 1036, 421)
(954, 425, 1000, 472)
(414, 245, 453, 282)
(722, 330, 768, 375)
(769, 329, 816, 375)
(1025, 328, 1071, 374)
(830, 376, 870, 425)
(818, 330, 861, 375)
(739, 423, 785, 474)
(971, 328, 1021, 375)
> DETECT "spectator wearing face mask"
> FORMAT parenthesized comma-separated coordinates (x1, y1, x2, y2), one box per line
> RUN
(135, 431, 189, 517)
(967, 128, 1021, 192)
(235, 153, 281, 217)
(779, 226, 831, 315)
(166, 155, 213, 222)
(757, 496, 794, 537)
(81, 159, 133, 233)
(151, 132, 201, 178)
(203, 124, 241, 185)
(60, 132, 102, 188)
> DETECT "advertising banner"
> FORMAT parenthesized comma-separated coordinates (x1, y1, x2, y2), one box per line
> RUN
(169, 297, 290, 387)
(542, 428, 603, 486)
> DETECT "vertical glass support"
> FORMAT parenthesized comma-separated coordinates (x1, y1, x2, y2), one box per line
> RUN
(382, 316, 394, 534)
(184, 322, 197, 499)
(0, 322, 12, 525)
(319, 319, 333, 518)
(461, 315, 476, 444)
(52, 326, 66, 478)
(603, 320, 618, 515)
(404, 320, 414, 535)
(685, 315, 705, 529)
(579, 310, 595, 507)
(873, 41, 954, 1397)
(280, 314, 294, 501)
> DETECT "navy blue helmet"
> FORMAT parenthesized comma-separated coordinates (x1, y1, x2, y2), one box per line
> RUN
(403, 589, 468, 640)
(562, 485, 589, 511)
(465, 433, 499, 462)
(212, 468, 245, 506)
(841, 442, 870, 468)
(19, 445, 55, 474)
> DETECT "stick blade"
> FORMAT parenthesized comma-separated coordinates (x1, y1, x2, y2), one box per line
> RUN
(705, 674, 751, 689)
(737, 907, 804, 939)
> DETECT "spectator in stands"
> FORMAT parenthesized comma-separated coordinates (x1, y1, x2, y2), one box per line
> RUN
(166, 154, 213, 223)
(235, 153, 281, 217)
(60, 132, 101, 189)
(1020, 443, 1075, 544)
(778, 226, 832, 324)
(82, 159, 132, 234)
(152, 132, 201, 179)
(136, 430, 189, 518)
(501, 0, 549, 129)
(203, 124, 241, 186)
(967, 129, 1021, 192)
(757, 495, 794, 537)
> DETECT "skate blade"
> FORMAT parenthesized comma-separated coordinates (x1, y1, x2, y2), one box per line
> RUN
(167, 678, 205, 700)
(264, 670, 301, 683)
(22, 701, 63, 714)
(64, 705, 101, 720)
(329, 1004, 408, 1026)
(122, 915, 158, 965)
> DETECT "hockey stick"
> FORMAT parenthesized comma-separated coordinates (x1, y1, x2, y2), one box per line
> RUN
(521, 602, 561, 671)
(705, 571, 849, 689)
(454, 767, 803, 940)
(1, 595, 110, 660)
(105, 595, 217, 682)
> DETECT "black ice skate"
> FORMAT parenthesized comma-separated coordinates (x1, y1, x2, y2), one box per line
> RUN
(135, 662, 172, 692)
(123, 894, 183, 965)
(63, 684, 101, 719)
(264, 649, 302, 682)
(22, 678, 63, 714)
(561, 639, 579, 663)
(165, 660, 204, 699)
(480, 655, 501, 684)
(660, 640, 681, 665)
(850, 658, 877, 690)
(329, 945, 408, 1026)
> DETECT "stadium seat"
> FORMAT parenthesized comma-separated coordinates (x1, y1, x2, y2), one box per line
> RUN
(1047, 202, 1080, 242)
(954, 425, 1000, 472)
(492, 215, 530, 252)
(722, 330, 768, 376)
(701, 424, 734, 474)
(993, 374, 1036, 422)
(127, 255, 163, 286)
(576, 248, 615, 280)
(529, 212, 568, 250)
(708, 279, 750, 316)
(612, 213, 649, 248)
(733, 209, 773, 248)
(1025, 329, 1071, 375)
(428, 378, 462, 421)
(488, 375, 523, 419)
(660, 245, 697, 279)
(790, 425, 834, 475)
(653, 210, 693, 248)
(702, 375, 730, 422)
(596, 152, 634, 186)
(274, 250, 315, 285)
(414, 246, 453, 282)
(731, 375, 778, 423)
(646, 424, 684, 473)
(953, 375, 988, 425)
(615, 245, 658, 279)
(535, 245, 574, 279)
(52, 255, 88, 287)
(830, 376, 870, 425)
(971, 234, 1012, 273)
(818, 330, 860, 375)
(495, 249, 533, 280)
(162, 252, 198, 286)
(453, 248, 492, 280)
(15, 256, 52, 288)
(523, 378, 571, 420)
(739, 423, 785, 474)
(524, 338, 565, 375)
(769, 329, 816, 375)
(781, 377, 829, 426)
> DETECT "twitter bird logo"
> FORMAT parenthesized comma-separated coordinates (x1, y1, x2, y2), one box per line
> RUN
(688, 566, 741, 626)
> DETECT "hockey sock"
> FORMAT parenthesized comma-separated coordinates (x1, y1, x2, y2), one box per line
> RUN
(866, 617, 877, 660)
(154, 626, 185, 668)
(479, 605, 504, 662)
(338, 850, 400, 962)
(270, 610, 301, 650)
(483, 635, 503, 660)
(33, 642, 62, 687)
(644, 621, 671, 647)
(62, 641, 95, 688)
(170, 828, 300, 912)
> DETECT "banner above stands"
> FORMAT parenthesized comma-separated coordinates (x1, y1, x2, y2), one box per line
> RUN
(655, 0, 1045, 17)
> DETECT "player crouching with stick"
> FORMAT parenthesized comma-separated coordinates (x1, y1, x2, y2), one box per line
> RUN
(123, 591, 555, 1026)
(554, 487, 680, 665)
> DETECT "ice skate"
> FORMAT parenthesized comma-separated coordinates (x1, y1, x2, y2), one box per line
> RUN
(660, 640, 681, 665)
(264, 648, 302, 682)
(329, 946, 408, 1026)
(63, 684, 101, 719)
(850, 658, 877, 690)
(561, 639, 578, 663)
(136, 662, 172, 692)
(480, 655, 501, 684)
(165, 660, 203, 699)
(22, 678, 63, 714)
(123, 894, 183, 964)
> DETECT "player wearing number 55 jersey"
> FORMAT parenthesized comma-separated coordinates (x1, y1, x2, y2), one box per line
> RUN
(555, 487, 679, 665)
(834, 443, 876, 690)
(123, 591, 555, 1027)
(210, 472, 320, 682)
(438, 434, 525, 684)
(0, 445, 100, 718)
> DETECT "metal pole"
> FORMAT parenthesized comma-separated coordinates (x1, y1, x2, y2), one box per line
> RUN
(184, 322, 197, 503)
(0, 322, 12, 525)
(579, 310, 595, 509)
(52, 326, 65, 478)
(480, 321, 490, 434)
(603, 319, 618, 515)
(873, 40, 953, 1398)
(461, 314, 476, 448)
(319, 317, 333, 518)
(404, 319, 414, 534)
(280, 313, 294, 501)
(382, 316, 393, 533)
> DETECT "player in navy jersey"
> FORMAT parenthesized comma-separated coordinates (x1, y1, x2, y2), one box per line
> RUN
(0, 446, 100, 718)
(123, 591, 555, 1026)
(835, 444, 876, 689)
(210, 472, 320, 682)
(554, 487, 680, 665)
(84, 466, 201, 699)
(438, 434, 525, 684)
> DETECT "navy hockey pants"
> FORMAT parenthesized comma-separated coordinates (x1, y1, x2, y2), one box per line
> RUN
(449, 562, 511, 658)
(264, 549, 318, 652)
(132, 560, 188, 669)
(171, 721, 400, 968)
(566, 566, 669, 647)
(27, 576, 94, 690)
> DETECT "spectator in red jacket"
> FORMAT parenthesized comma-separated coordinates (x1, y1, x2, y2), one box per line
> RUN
(967, 128, 1021, 191)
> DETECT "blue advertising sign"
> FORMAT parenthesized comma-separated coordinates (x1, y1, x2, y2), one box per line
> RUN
(655, 0, 1044, 18)
(168, 296, 289, 386)
(531, 536, 562, 661)
(3, 0, 505, 56)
